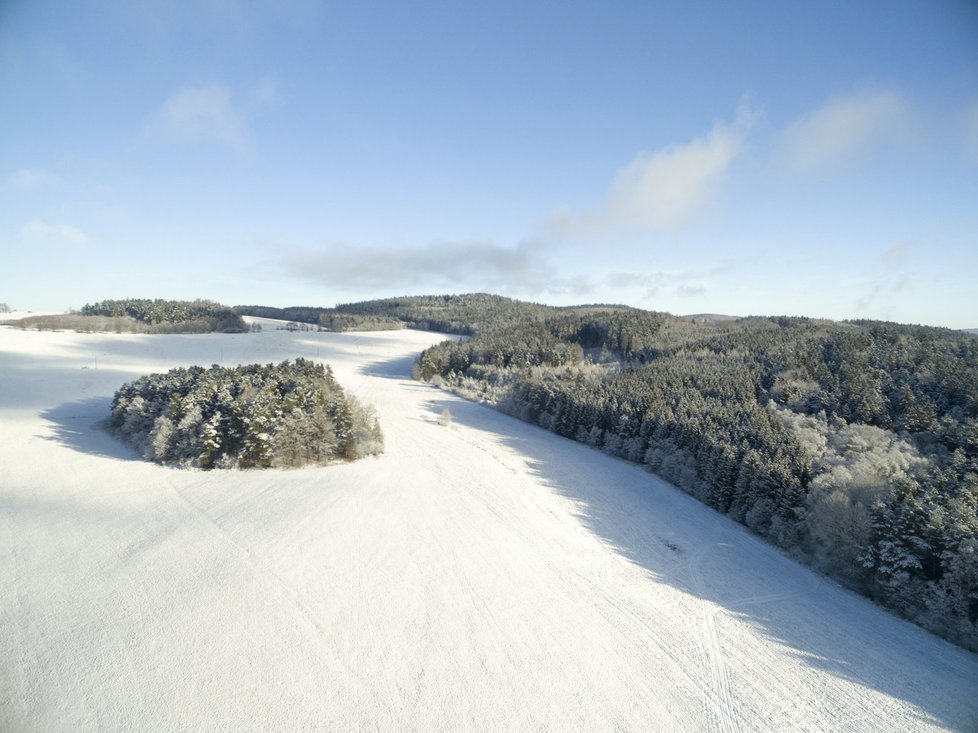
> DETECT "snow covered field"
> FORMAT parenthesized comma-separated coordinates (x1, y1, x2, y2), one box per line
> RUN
(1, 321, 976, 732)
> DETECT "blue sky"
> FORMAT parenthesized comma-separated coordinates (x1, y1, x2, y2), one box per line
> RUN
(2, 1, 977, 327)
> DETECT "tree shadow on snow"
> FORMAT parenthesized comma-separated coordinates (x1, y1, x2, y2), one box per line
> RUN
(359, 352, 419, 380)
(40, 397, 141, 462)
(420, 393, 978, 731)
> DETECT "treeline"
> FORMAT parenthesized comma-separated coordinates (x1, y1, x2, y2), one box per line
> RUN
(410, 301, 978, 651)
(9, 314, 151, 333)
(237, 294, 638, 334)
(234, 305, 402, 331)
(79, 298, 247, 333)
(331, 293, 560, 334)
(111, 358, 383, 469)
(9, 312, 246, 334)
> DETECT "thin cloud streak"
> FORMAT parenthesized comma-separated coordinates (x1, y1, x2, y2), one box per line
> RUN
(7, 168, 54, 191)
(290, 240, 548, 294)
(18, 219, 89, 246)
(146, 81, 250, 152)
(777, 90, 911, 172)
(547, 104, 754, 241)
(882, 241, 917, 267)
(855, 274, 912, 315)
(288, 238, 728, 307)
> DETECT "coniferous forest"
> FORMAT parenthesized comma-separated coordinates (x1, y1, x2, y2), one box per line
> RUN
(6, 298, 248, 333)
(111, 359, 383, 469)
(81, 298, 248, 333)
(320, 294, 977, 650)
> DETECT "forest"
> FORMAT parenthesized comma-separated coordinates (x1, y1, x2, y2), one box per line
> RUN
(81, 298, 247, 333)
(236, 293, 596, 333)
(326, 294, 977, 651)
(111, 358, 383, 469)
(5, 298, 248, 333)
(234, 304, 402, 331)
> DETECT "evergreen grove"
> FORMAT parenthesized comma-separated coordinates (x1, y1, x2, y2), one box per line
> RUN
(111, 359, 383, 469)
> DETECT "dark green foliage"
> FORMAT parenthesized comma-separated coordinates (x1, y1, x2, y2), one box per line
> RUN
(330, 293, 560, 334)
(234, 305, 330, 324)
(233, 305, 402, 331)
(79, 298, 247, 333)
(318, 312, 403, 331)
(407, 297, 978, 650)
(238, 294, 644, 335)
(111, 358, 383, 469)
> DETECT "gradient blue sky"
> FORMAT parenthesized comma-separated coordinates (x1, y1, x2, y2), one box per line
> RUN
(2, 1, 977, 327)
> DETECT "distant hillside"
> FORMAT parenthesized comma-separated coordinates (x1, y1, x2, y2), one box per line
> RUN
(240, 294, 673, 336)
(8, 299, 247, 334)
(681, 313, 739, 324)
(238, 293, 560, 334)
(234, 304, 402, 331)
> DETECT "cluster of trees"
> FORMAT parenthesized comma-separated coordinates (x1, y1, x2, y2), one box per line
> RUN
(111, 358, 383, 469)
(81, 299, 246, 333)
(234, 305, 402, 331)
(234, 305, 332, 324)
(406, 301, 978, 651)
(318, 312, 403, 331)
(11, 313, 159, 333)
(0, 303, 10, 314)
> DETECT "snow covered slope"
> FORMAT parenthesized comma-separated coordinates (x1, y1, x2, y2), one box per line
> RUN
(1, 322, 976, 732)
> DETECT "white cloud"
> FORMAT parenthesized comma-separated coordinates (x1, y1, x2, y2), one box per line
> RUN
(854, 274, 912, 316)
(677, 284, 706, 298)
(252, 78, 280, 108)
(881, 240, 917, 267)
(148, 81, 248, 151)
(291, 240, 547, 293)
(603, 132, 737, 229)
(7, 168, 53, 191)
(18, 220, 89, 246)
(777, 90, 911, 172)
(549, 105, 754, 240)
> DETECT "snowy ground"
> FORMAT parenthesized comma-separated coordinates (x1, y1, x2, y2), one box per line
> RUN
(1, 320, 976, 732)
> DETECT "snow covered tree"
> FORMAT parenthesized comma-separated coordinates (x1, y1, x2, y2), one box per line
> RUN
(110, 360, 382, 469)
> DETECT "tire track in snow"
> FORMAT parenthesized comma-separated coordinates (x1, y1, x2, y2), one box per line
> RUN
(683, 540, 893, 733)
(349, 520, 363, 732)
(415, 389, 929, 732)
(689, 543, 740, 733)
(158, 472, 333, 644)
(439, 408, 719, 722)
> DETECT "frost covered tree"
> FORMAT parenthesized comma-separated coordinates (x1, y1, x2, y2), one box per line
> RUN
(111, 359, 383, 469)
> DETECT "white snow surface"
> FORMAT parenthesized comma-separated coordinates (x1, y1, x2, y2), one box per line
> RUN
(1, 321, 976, 732)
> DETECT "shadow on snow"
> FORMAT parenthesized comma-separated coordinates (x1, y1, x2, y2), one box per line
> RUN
(362, 350, 978, 729)
(420, 392, 978, 729)
(40, 397, 140, 462)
